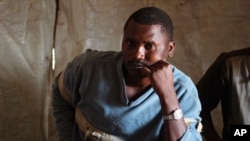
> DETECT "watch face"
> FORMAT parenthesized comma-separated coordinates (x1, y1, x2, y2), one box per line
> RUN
(173, 109, 183, 119)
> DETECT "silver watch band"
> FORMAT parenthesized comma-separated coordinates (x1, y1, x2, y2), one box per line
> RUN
(163, 109, 183, 120)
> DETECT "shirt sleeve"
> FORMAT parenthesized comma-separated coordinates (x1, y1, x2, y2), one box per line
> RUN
(180, 124, 202, 141)
(52, 73, 75, 141)
(175, 76, 203, 141)
(196, 53, 228, 112)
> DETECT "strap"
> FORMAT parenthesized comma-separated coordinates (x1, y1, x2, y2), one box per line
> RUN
(58, 71, 73, 106)
(184, 118, 203, 132)
(75, 107, 124, 141)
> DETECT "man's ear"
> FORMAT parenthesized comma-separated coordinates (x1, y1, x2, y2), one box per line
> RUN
(168, 41, 176, 58)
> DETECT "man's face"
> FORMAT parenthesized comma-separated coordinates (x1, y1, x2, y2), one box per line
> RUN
(122, 20, 175, 77)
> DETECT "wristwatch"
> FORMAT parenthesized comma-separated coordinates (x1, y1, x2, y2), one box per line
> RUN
(163, 109, 183, 120)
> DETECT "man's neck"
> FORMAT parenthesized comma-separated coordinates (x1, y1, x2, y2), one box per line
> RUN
(124, 73, 151, 100)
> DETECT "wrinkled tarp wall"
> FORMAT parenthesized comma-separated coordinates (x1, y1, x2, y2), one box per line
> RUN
(0, 0, 250, 141)
(0, 0, 55, 141)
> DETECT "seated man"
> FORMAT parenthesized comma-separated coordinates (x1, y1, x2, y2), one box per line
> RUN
(196, 47, 250, 141)
(52, 7, 202, 141)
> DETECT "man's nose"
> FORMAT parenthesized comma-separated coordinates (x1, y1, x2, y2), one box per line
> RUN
(134, 45, 145, 60)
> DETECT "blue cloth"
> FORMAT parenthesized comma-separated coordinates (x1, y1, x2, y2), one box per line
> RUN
(53, 50, 202, 141)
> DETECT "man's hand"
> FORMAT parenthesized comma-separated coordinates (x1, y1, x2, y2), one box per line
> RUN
(141, 60, 179, 113)
(141, 60, 174, 98)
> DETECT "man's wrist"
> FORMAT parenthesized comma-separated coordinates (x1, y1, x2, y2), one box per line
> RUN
(163, 109, 183, 120)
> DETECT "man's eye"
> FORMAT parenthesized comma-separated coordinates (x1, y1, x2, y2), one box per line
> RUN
(127, 41, 131, 46)
(127, 40, 135, 47)
(145, 43, 154, 50)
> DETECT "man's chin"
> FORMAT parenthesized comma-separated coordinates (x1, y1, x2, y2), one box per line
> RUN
(130, 69, 147, 78)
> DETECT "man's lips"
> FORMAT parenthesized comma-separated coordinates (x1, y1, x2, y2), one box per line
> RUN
(128, 62, 148, 70)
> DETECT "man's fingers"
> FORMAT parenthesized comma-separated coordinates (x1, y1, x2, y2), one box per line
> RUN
(140, 66, 151, 76)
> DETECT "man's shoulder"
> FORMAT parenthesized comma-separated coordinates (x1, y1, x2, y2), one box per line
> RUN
(172, 65, 199, 100)
(215, 47, 250, 68)
(86, 49, 121, 57)
(72, 49, 122, 64)
(172, 65, 195, 87)
(218, 47, 250, 61)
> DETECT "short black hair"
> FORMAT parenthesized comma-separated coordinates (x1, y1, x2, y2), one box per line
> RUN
(124, 7, 174, 41)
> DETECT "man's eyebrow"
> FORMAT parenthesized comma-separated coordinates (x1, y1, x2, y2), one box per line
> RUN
(145, 40, 160, 46)
(125, 34, 159, 45)
(124, 37, 135, 42)
(144, 40, 155, 43)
